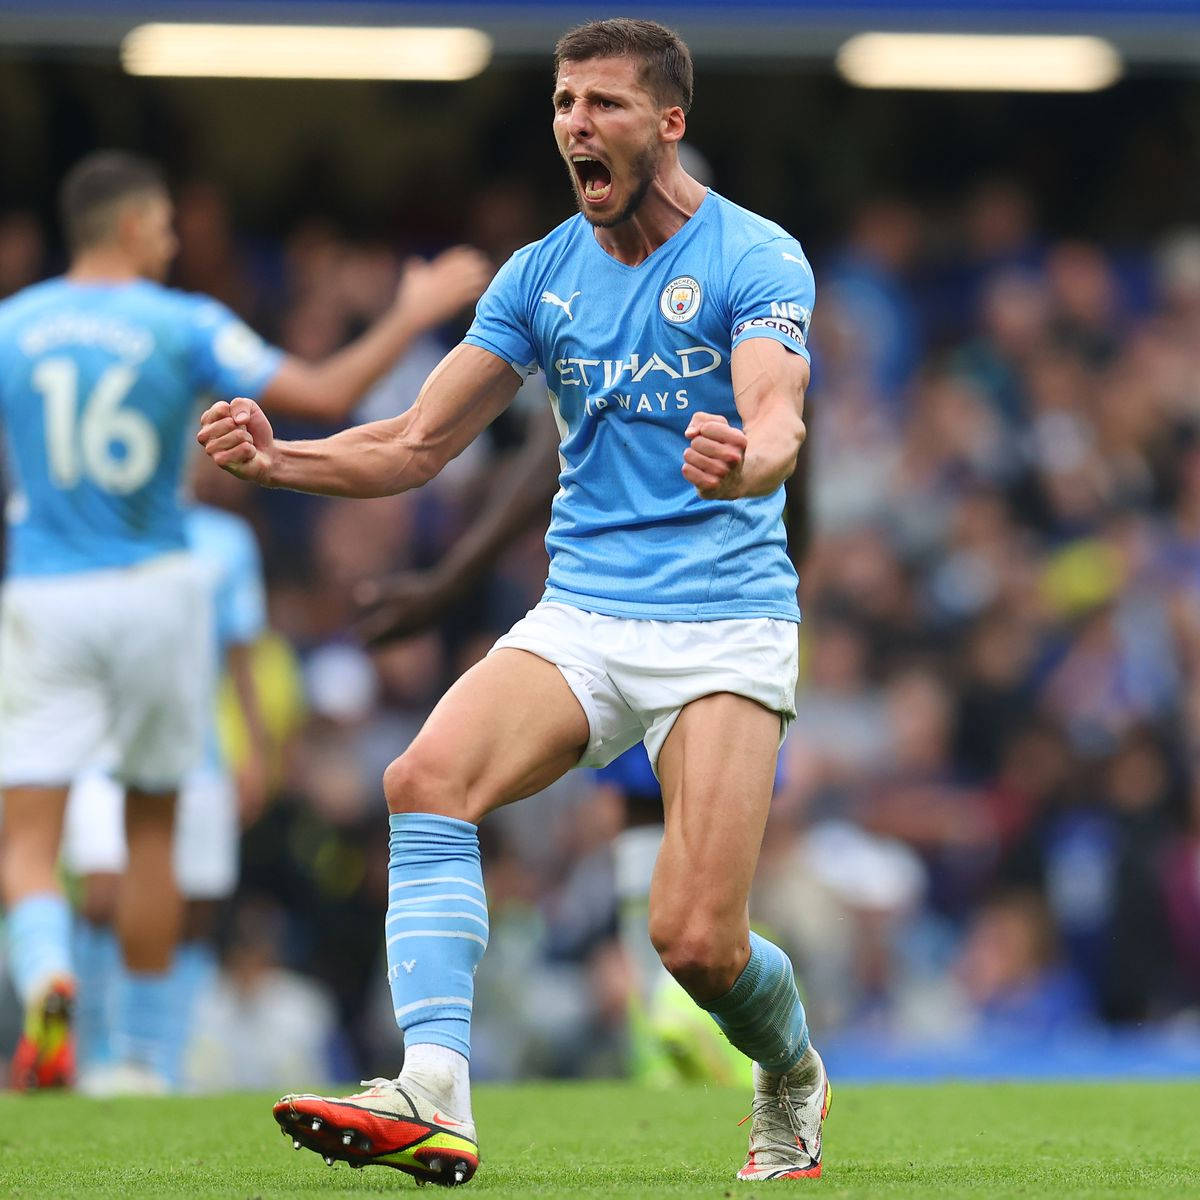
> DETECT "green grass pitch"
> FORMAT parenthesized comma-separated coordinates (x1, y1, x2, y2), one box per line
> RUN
(1, 1081, 1197, 1198)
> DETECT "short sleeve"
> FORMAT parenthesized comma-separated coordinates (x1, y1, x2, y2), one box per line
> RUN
(186, 296, 284, 400)
(728, 238, 815, 363)
(463, 249, 539, 380)
(215, 521, 268, 649)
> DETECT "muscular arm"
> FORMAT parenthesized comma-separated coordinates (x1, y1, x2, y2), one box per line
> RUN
(258, 247, 491, 422)
(682, 338, 809, 500)
(199, 343, 523, 497)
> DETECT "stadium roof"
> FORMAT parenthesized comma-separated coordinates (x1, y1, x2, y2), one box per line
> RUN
(3, 0, 1200, 65)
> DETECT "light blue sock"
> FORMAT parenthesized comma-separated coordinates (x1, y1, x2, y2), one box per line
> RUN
(703, 932, 809, 1074)
(164, 941, 218, 1089)
(72, 919, 119, 1070)
(8, 893, 72, 1007)
(113, 969, 174, 1079)
(386, 813, 489, 1060)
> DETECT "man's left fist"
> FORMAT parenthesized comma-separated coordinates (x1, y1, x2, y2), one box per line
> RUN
(682, 411, 747, 500)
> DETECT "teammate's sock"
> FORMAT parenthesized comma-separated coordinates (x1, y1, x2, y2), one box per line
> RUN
(8, 893, 73, 1008)
(402, 1042, 473, 1121)
(164, 940, 218, 1089)
(72, 919, 119, 1070)
(112, 969, 174, 1081)
(386, 813, 488, 1076)
(702, 932, 809, 1074)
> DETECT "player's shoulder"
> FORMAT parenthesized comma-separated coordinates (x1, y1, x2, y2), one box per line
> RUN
(0, 276, 69, 328)
(502, 213, 589, 275)
(706, 191, 811, 269)
(133, 280, 223, 323)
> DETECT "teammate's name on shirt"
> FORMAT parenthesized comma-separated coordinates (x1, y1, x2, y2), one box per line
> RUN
(18, 313, 154, 362)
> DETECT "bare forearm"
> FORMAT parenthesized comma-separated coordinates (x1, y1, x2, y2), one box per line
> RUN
(738, 408, 806, 497)
(307, 304, 420, 414)
(269, 417, 433, 498)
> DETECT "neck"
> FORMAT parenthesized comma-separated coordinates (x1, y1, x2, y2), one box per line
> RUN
(593, 165, 707, 267)
(68, 246, 141, 283)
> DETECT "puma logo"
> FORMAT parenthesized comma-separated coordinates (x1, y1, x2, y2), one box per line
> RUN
(781, 252, 805, 265)
(541, 289, 581, 320)
(402, 959, 416, 974)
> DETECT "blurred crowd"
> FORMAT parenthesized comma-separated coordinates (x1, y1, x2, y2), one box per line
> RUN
(2, 171, 1200, 1087)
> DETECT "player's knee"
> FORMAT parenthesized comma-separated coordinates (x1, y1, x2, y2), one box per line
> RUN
(651, 915, 744, 998)
(383, 750, 482, 822)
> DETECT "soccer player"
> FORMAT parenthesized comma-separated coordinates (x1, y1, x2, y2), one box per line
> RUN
(0, 150, 489, 1090)
(200, 17, 828, 1184)
(62, 459, 272, 1092)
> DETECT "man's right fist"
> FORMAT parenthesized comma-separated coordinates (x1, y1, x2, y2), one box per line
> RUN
(197, 397, 275, 485)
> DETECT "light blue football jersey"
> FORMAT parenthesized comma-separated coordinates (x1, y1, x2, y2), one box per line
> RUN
(464, 190, 814, 621)
(0, 277, 282, 577)
(186, 504, 267, 771)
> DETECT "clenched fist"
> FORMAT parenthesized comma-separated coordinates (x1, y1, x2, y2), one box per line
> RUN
(682, 411, 747, 500)
(196, 397, 275, 485)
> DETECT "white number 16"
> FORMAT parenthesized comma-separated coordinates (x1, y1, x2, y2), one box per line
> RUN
(32, 357, 160, 494)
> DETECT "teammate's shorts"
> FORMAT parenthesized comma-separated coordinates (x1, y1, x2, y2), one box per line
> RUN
(62, 763, 239, 901)
(489, 600, 799, 773)
(0, 553, 213, 791)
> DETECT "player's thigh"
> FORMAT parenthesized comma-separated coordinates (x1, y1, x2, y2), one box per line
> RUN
(0, 580, 109, 788)
(386, 648, 591, 822)
(650, 691, 782, 940)
(108, 556, 214, 791)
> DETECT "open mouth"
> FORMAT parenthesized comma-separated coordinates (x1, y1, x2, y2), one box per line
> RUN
(571, 155, 613, 204)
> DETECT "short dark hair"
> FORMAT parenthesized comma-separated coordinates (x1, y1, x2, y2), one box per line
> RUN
(58, 151, 166, 254)
(554, 18, 693, 113)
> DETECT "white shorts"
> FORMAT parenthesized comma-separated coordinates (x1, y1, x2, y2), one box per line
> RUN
(0, 554, 213, 791)
(490, 600, 799, 772)
(62, 764, 239, 901)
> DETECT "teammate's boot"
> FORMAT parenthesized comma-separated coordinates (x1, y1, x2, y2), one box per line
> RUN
(10, 976, 77, 1091)
(273, 1075, 479, 1186)
(736, 1047, 831, 1181)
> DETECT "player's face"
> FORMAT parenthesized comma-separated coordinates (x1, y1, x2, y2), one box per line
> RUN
(553, 56, 666, 228)
(127, 191, 178, 282)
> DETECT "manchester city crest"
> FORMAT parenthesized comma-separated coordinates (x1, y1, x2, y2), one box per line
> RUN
(660, 275, 702, 324)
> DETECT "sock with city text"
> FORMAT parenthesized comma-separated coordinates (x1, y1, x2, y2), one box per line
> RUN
(8, 893, 72, 1008)
(703, 931, 809, 1075)
(386, 813, 488, 1065)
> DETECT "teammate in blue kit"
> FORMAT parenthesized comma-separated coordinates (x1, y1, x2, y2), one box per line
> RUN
(62, 481, 271, 1093)
(0, 150, 489, 1091)
(200, 17, 828, 1184)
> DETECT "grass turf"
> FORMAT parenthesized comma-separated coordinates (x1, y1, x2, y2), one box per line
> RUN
(0, 1081, 1197, 1198)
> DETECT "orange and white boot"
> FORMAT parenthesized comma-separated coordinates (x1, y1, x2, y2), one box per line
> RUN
(737, 1047, 831, 1181)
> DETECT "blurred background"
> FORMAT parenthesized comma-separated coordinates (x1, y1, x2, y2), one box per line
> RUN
(2, 0, 1200, 1088)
